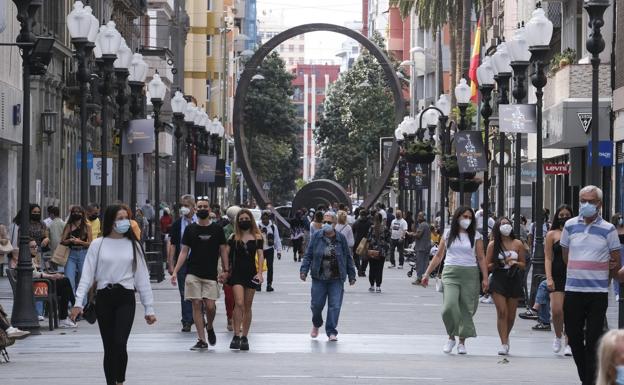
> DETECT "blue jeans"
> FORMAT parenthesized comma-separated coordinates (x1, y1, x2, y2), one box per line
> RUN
(310, 279, 344, 337)
(65, 248, 87, 295)
(535, 280, 551, 324)
(176, 262, 193, 324)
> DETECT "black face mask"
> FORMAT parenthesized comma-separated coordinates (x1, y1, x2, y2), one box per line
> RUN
(31, 213, 41, 221)
(196, 210, 209, 220)
(70, 213, 82, 222)
(323, 221, 333, 225)
(559, 217, 571, 227)
(239, 221, 252, 231)
(88, 214, 98, 221)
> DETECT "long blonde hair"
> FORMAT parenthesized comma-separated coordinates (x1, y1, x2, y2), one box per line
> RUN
(234, 208, 262, 241)
(597, 329, 624, 385)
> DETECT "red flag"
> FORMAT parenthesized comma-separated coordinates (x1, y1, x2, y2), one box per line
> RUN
(469, 18, 482, 102)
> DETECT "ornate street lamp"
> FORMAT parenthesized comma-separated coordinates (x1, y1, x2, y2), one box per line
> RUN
(211, 118, 225, 203)
(148, 71, 167, 245)
(422, 107, 440, 222)
(477, 56, 496, 240)
(193, 108, 206, 195)
(171, 91, 186, 216)
(508, 23, 532, 235)
(128, 52, 148, 213)
(67, 0, 99, 208)
(435, 95, 451, 232)
(525, 2, 554, 305)
(95, 20, 122, 211)
(454, 78, 472, 205)
(183, 102, 198, 194)
(114, 39, 132, 202)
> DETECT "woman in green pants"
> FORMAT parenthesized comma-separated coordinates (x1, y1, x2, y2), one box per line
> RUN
(421, 206, 489, 355)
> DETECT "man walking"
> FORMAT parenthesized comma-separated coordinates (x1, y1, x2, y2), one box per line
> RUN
(411, 211, 431, 284)
(167, 194, 196, 332)
(86, 203, 102, 240)
(141, 200, 155, 237)
(171, 198, 229, 350)
(561, 185, 622, 385)
(258, 210, 282, 292)
(388, 209, 408, 269)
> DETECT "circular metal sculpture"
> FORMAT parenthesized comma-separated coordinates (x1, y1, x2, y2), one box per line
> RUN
(233, 23, 404, 225)
(291, 179, 352, 213)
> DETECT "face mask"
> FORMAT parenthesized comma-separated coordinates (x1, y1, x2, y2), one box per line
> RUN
(238, 221, 252, 231)
(459, 218, 472, 230)
(180, 207, 191, 216)
(88, 214, 98, 221)
(579, 202, 598, 218)
(322, 223, 334, 233)
(196, 210, 209, 220)
(70, 213, 83, 222)
(619, 218, 624, 226)
(616, 366, 624, 385)
(500, 224, 513, 236)
(559, 216, 571, 227)
(31, 213, 41, 221)
(114, 219, 131, 234)
(323, 221, 333, 225)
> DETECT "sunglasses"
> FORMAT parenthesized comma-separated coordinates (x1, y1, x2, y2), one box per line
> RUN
(196, 196, 210, 201)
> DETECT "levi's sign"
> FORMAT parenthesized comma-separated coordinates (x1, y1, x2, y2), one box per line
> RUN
(544, 164, 570, 175)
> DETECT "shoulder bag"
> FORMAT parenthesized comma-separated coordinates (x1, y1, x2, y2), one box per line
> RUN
(82, 239, 103, 324)
(355, 237, 368, 257)
(51, 244, 70, 266)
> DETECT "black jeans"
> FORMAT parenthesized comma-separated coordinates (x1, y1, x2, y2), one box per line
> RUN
(564, 291, 608, 385)
(56, 277, 75, 320)
(389, 239, 404, 266)
(292, 238, 303, 261)
(265, 248, 275, 286)
(96, 286, 136, 385)
(368, 258, 384, 287)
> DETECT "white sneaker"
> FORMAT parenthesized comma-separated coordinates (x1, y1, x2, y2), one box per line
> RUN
(481, 296, 493, 304)
(564, 345, 572, 356)
(552, 337, 562, 353)
(443, 339, 456, 353)
(457, 343, 467, 354)
(59, 319, 77, 328)
(498, 344, 509, 355)
(6, 327, 29, 339)
(37, 315, 44, 321)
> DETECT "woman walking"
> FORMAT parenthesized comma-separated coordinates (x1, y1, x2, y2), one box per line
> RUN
(486, 217, 526, 355)
(60, 205, 93, 293)
(227, 208, 264, 351)
(290, 210, 306, 262)
(310, 210, 324, 237)
(545, 204, 574, 354)
(334, 211, 355, 252)
(421, 206, 489, 355)
(71, 204, 156, 385)
(366, 213, 390, 293)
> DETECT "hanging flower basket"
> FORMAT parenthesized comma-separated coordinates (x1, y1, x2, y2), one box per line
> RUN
(401, 140, 437, 164)
(448, 177, 482, 193)
(440, 155, 476, 179)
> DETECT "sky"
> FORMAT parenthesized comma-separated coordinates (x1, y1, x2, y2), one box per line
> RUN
(256, 0, 363, 63)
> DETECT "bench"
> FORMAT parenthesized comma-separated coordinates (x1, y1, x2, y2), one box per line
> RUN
(6, 268, 59, 330)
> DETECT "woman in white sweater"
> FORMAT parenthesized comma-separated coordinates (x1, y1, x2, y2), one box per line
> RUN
(334, 210, 355, 249)
(71, 204, 156, 385)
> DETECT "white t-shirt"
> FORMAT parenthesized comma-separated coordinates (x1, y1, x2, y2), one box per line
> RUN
(379, 209, 387, 221)
(390, 218, 408, 240)
(443, 229, 482, 267)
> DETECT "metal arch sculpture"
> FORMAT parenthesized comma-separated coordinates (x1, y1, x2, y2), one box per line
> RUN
(291, 179, 352, 213)
(233, 23, 404, 223)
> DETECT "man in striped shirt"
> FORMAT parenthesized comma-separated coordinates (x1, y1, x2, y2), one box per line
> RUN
(561, 185, 622, 385)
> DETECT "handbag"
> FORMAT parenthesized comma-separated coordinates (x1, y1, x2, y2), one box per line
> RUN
(82, 240, 103, 324)
(255, 250, 268, 272)
(434, 264, 444, 293)
(51, 244, 70, 266)
(355, 237, 368, 256)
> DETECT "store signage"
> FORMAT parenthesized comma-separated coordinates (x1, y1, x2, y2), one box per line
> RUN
(544, 163, 570, 175)
(123, 119, 155, 155)
(90, 158, 113, 186)
(578, 112, 592, 133)
(196, 155, 217, 183)
(398, 161, 428, 190)
(455, 131, 487, 173)
(587, 140, 613, 167)
(213, 159, 226, 187)
(499, 104, 537, 133)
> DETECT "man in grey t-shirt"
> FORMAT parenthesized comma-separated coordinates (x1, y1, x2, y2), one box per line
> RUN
(411, 212, 431, 283)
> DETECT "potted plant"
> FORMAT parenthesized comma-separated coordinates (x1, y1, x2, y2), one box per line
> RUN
(439, 155, 476, 179)
(448, 177, 482, 193)
(401, 140, 437, 164)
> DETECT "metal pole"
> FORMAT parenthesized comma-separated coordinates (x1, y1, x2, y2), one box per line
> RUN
(495, 73, 511, 218)
(73, 39, 94, 208)
(173, 113, 184, 215)
(438, 115, 448, 234)
(152, 99, 163, 245)
(186, 121, 194, 194)
(115, 68, 129, 202)
(98, 55, 116, 211)
(128, 81, 145, 215)
(511, 61, 530, 234)
(479, 85, 494, 241)
(458, 104, 468, 205)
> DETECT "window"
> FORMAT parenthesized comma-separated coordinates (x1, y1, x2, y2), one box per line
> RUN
(289, 45, 294, 52)
(206, 35, 212, 56)
(207, 0, 212, 10)
(206, 80, 212, 101)
(299, 45, 304, 52)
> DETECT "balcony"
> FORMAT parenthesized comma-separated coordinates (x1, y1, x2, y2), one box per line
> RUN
(114, 0, 147, 18)
(543, 63, 611, 110)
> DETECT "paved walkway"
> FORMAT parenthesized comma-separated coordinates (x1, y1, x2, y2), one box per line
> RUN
(0, 249, 618, 384)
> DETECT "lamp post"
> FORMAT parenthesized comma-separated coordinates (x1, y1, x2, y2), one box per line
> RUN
(454, 78, 472, 205)
(211, 118, 225, 204)
(526, 2, 554, 305)
(435, 95, 451, 232)
(421, 108, 441, 222)
(114, 39, 132, 202)
(128, 53, 148, 213)
(193, 108, 206, 196)
(148, 72, 167, 246)
(492, 40, 513, 218)
(171, 91, 186, 216)
(477, 57, 496, 240)
(584, 0, 610, 186)
(67, 1, 98, 208)
(508, 22, 532, 235)
(95, 21, 122, 211)
(183, 102, 198, 194)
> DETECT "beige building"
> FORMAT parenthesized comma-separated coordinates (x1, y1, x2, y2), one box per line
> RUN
(257, 8, 305, 70)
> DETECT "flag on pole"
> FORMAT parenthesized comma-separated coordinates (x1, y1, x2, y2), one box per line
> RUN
(469, 17, 482, 102)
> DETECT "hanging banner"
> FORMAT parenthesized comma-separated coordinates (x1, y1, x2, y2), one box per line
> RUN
(90, 158, 113, 186)
(398, 160, 428, 190)
(213, 159, 226, 187)
(455, 131, 487, 173)
(499, 104, 537, 133)
(122, 119, 155, 155)
(587, 140, 614, 167)
(196, 155, 217, 183)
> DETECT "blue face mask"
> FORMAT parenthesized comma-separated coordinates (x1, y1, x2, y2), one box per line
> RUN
(114, 219, 131, 234)
(616, 366, 624, 385)
(322, 224, 333, 233)
(579, 202, 598, 218)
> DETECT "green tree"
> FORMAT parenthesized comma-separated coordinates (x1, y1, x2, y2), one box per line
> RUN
(243, 52, 300, 204)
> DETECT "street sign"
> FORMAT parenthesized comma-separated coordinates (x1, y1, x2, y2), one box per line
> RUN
(90, 157, 113, 186)
(225, 165, 231, 178)
(123, 119, 155, 155)
(455, 131, 487, 173)
(262, 182, 272, 190)
(587, 140, 613, 167)
(499, 104, 537, 133)
(398, 161, 428, 190)
(544, 163, 570, 175)
(578, 112, 592, 133)
(214, 159, 226, 187)
(196, 155, 217, 183)
(76, 151, 94, 169)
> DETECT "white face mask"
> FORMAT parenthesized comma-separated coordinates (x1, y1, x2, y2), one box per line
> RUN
(459, 218, 472, 230)
(500, 224, 513, 236)
(180, 207, 191, 216)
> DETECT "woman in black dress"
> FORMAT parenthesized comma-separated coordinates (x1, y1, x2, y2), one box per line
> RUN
(545, 204, 573, 354)
(486, 217, 526, 356)
(366, 213, 390, 293)
(227, 208, 264, 351)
